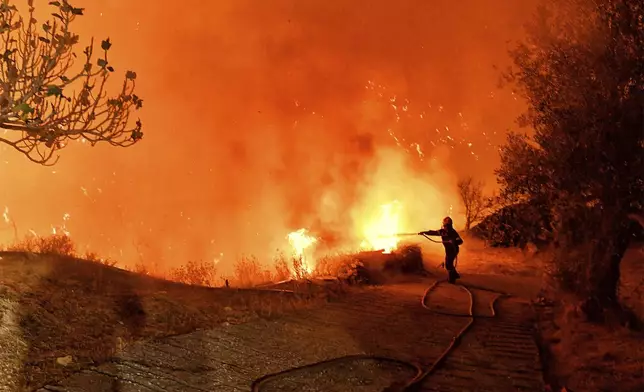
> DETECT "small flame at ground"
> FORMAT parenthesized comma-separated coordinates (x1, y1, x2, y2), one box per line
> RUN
(286, 228, 318, 273)
(361, 200, 402, 254)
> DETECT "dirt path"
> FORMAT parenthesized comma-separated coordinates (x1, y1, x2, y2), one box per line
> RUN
(37, 277, 545, 392)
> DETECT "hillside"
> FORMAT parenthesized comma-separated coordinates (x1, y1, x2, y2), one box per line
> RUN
(2, 243, 643, 392)
(0, 252, 339, 390)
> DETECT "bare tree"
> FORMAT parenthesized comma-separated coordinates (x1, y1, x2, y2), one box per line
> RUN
(457, 176, 492, 231)
(0, 0, 143, 165)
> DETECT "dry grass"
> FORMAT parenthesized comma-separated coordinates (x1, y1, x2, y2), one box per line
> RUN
(231, 255, 276, 287)
(6, 233, 76, 257)
(0, 248, 343, 390)
(440, 234, 545, 278)
(273, 253, 292, 281)
(168, 259, 218, 287)
(5, 233, 118, 268)
(5, 233, 368, 289)
(229, 252, 366, 287)
(536, 296, 644, 391)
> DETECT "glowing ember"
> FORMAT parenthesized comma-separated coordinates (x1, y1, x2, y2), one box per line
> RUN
(286, 228, 318, 273)
(51, 213, 72, 236)
(361, 200, 403, 254)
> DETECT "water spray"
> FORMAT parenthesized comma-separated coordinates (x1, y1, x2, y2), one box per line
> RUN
(378, 231, 449, 244)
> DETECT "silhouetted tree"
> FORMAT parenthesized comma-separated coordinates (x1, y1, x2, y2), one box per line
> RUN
(470, 201, 553, 249)
(498, 0, 644, 320)
(457, 176, 492, 231)
(0, 0, 143, 165)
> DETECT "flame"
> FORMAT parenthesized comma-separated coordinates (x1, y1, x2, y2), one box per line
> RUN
(286, 228, 318, 273)
(3, 206, 10, 224)
(361, 200, 403, 254)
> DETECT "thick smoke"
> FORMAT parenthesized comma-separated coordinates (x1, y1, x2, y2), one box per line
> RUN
(0, 0, 535, 273)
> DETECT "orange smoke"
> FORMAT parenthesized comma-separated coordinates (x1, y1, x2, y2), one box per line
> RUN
(0, 0, 535, 273)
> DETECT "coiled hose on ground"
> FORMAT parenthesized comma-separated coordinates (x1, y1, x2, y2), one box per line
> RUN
(250, 279, 509, 392)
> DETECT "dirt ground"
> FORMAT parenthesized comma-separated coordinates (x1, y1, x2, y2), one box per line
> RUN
(533, 244, 644, 392)
(421, 237, 644, 392)
(0, 252, 343, 390)
(37, 276, 545, 392)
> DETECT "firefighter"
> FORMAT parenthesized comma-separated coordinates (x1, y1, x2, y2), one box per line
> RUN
(419, 216, 464, 283)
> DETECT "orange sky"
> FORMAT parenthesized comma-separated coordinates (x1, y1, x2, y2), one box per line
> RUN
(0, 0, 535, 272)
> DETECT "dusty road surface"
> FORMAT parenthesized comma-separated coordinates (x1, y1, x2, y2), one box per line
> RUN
(37, 276, 545, 392)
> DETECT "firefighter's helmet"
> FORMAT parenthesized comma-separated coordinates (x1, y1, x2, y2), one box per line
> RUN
(442, 216, 453, 227)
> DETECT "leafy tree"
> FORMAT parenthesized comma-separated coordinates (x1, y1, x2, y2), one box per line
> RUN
(0, 0, 143, 165)
(457, 176, 493, 231)
(498, 0, 643, 320)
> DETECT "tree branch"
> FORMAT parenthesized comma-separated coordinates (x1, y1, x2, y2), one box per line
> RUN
(0, 0, 143, 165)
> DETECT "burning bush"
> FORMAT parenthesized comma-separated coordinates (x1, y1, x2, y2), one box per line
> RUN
(314, 253, 364, 279)
(168, 260, 218, 287)
(350, 244, 426, 284)
(389, 244, 425, 274)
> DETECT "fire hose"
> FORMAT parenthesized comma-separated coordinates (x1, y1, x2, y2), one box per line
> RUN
(419, 233, 459, 269)
(250, 235, 510, 392)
